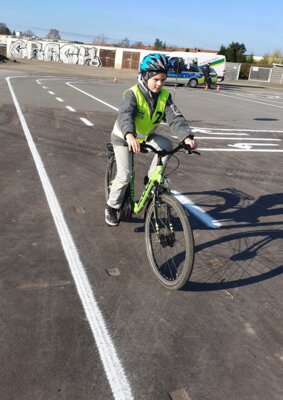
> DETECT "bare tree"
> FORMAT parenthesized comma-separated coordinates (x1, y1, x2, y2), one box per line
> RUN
(118, 37, 130, 48)
(93, 34, 108, 45)
(46, 29, 61, 40)
(131, 41, 145, 49)
(22, 30, 36, 37)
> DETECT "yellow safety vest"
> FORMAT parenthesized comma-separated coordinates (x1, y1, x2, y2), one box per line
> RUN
(130, 85, 170, 143)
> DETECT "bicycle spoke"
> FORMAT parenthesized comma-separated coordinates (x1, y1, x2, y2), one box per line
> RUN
(145, 194, 194, 289)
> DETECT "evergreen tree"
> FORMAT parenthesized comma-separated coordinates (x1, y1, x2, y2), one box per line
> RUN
(0, 22, 11, 35)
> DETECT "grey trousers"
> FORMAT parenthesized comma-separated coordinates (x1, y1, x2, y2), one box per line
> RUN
(107, 133, 173, 209)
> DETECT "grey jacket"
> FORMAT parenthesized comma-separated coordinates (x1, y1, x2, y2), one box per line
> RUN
(111, 83, 192, 145)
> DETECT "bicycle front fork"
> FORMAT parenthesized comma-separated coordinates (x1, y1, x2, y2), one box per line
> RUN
(152, 196, 175, 246)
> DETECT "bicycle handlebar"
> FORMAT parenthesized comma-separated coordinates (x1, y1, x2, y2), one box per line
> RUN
(140, 141, 201, 156)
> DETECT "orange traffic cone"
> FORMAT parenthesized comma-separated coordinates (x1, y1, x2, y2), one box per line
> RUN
(216, 85, 220, 91)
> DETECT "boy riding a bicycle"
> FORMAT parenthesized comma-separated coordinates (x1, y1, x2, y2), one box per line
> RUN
(105, 53, 197, 226)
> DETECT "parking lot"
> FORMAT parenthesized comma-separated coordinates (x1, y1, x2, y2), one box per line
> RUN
(1, 60, 283, 400)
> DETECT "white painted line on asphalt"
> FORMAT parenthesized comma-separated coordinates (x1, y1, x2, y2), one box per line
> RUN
(66, 82, 119, 111)
(228, 143, 278, 147)
(64, 85, 283, 139)
(80, 117, 94, 126)
(217, 92, 283, 109)
(56, 97, 64, 102)
(7, 77, 133, 400)
(193, 130, 249, 135)
(66, 106, 76, 112)
(195, 137, 281, 141)
(172, 190, 222, 228)
(66, 82, 283, 155)
(42, 86, 47, 89)
(48, 90, 54, 95)
(192, 127, 283, 133)
(198, 148, 283, 152)
(222, 91, 283, 105)
(68, 79, 132, 87)
(228, 143, 279, 150)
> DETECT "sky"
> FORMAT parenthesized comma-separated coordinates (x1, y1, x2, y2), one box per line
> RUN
(1, 0, 283, 56)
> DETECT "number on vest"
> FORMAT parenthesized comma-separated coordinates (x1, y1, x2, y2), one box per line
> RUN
(153, 111, 163, 124)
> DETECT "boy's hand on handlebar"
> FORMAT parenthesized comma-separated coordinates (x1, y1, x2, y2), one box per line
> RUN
(184, 137, 197, 150)
(126, 133, 140, 153)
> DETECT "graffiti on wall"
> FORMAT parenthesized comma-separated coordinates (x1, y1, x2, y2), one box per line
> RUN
(10, 40, 102, 66)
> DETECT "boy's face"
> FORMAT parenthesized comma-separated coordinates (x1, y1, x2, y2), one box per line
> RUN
(147, 72, 167, 93)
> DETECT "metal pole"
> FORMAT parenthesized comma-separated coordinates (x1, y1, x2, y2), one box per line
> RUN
(172, 57, 179, 101)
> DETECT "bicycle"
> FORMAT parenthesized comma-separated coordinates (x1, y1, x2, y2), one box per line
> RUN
(105, 140, 198, 290)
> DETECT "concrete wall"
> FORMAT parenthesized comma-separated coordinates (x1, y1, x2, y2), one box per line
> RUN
(5, 37, 161, 70)
(6, 38, 102, 66)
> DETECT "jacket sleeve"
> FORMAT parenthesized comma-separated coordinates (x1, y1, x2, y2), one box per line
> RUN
(163, 93, 193, 141)
(116, 90, 137, 138)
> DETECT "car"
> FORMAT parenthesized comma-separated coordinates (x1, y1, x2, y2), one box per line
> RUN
(166, 63, 218, 88)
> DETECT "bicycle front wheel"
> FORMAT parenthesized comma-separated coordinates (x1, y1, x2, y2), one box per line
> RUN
(145, 193, 194, 290)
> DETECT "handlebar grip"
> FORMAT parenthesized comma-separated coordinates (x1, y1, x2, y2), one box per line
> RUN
(184, 144, 201, 156)
(184, 143, 192, 154)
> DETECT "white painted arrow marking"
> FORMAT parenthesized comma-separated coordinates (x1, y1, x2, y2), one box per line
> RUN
(228, 143, 279, 149)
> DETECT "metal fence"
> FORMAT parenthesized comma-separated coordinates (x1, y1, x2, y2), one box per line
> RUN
(225, 62, 241, 80)
(249, 66, 272, 82)
(270, 64, 283, 85)
(212, 62, 283, 86)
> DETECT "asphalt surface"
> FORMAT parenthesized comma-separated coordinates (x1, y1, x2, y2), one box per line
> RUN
(1, 60, 283, 400)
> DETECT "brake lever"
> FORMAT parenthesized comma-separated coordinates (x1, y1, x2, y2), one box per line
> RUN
(140, 143, 149, 153)
(185, 147, 201, 156)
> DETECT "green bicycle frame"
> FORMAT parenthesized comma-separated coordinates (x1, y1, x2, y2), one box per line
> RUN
(131, 164, 165, 215)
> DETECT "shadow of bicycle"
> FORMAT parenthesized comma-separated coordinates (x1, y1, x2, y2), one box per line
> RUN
(182, 189, 283, 291)
(184, 229, 283, 291)
(186, 189, 283, 229)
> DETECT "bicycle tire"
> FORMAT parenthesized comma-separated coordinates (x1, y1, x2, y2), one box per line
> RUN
(145, 193, 194, 290)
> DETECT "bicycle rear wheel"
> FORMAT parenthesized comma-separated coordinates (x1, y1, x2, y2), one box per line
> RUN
(145, 193, 194, 290)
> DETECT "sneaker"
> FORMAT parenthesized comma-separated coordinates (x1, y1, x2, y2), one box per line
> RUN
(105, 205, 119, 226)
